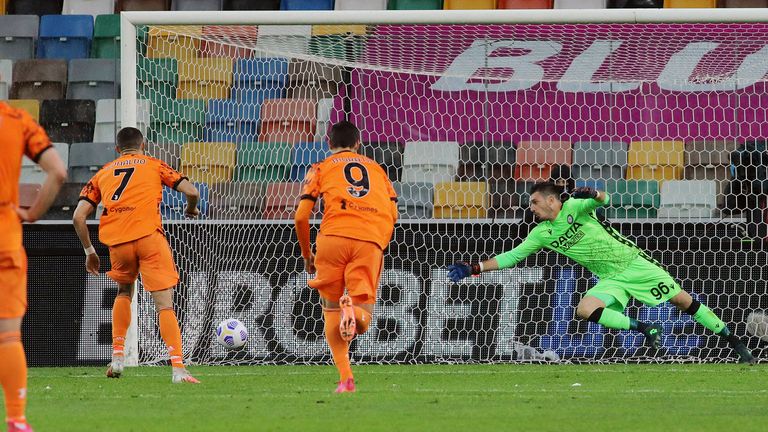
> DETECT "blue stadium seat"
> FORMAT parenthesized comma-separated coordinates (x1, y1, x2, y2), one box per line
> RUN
(232, 58, 288, 104)
(289, 141, 330, 181)
(574, 179, 606, 191)
(204, 98, 260, 143)
(37, 15, 94, 60)
(161, 182, 209, 219)
(281, 0, 334, 10)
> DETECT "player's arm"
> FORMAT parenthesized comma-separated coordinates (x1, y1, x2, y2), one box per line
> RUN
(447, 233, 543, 282)
(569, 187, 609, 214)
(16, 147, 68, 222)
(176, 179, 200, 218)
(73, 199, 99, 275)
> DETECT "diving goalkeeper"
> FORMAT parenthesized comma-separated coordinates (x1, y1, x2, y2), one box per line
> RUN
(448, 182, 755, 363)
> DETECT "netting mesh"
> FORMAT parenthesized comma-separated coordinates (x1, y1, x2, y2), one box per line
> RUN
(133, 21, 768, 365)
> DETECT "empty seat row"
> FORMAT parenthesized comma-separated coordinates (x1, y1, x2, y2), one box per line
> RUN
(0, 14, 119, 59)
(3, 59, 119, 101)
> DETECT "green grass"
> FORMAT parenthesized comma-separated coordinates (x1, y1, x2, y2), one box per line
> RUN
(22, 364, 768, 432)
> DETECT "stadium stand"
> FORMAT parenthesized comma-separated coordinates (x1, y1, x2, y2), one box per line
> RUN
(200, 25, 259, 58)
(116, 0, 170, 11)
(6, 99, 40, 121)
(723, 0, 768, 6)
(8, 0, 64, 15)
(232, 57, 288, 103)
(606, 179, 661, 218)
(180, 141, 236, 184)
(210, 181, 264, 219)
(262, 181, 302, 219)
(281, 0, 335, 10)
(555, 0, 606, 7)
(388, 0, 442, 8)
(457, 144, 485, 181)
(68, 141, 118, 183)
(315, 97, 333, 141)
(92, 14, 121, 58)
(658, 179, 717, 218)
(361, 142, 404, 182)
(336, 0, 387, 9)
(498, 0, 553, 8)
(289, 141, 330, 181)
(10, 59, 67, 100)
(205, 98, 259, 143)
(664, 0, 716, 7)
(161, 181, 209, 218)
(44, 182, 88, 220)
(393, 182, 434, 219)
(148, 98, 205, 144)
(0, 15, 38, 60)
(67, 59, 120, 100)
(684, 140, 737, 206)
(37, 15, 94, 60)
(224, 0, 280, 9)
(433, 181, 488, 219)
(40, 99, 96, 143)
(255, 25, 311, 56)
(0, 60, 12, 100)
(402, 141, 460, 185)
(257, 98, 316, 145)
(572, 141, 628, 183)
(63, 0, 116, 16)
(235, 141, 292, 182)
(286, 59, 342, 100)
(21, 142, 70, 184)
(514, 141, 572, 182)
(171, 0, 223, 10)
(626, 140, 684, 184)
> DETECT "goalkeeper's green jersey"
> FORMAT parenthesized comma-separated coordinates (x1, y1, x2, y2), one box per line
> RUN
(495, 195, 642, 279)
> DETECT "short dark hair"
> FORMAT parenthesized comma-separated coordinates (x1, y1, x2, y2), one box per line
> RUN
(116, 127, 144, 151)
(530, 181, 563, 199)
(328, 121, 360, 149)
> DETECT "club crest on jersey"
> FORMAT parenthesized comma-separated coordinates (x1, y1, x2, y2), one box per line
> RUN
(347, 185, 369, 198)
(567, 214, 574, 224)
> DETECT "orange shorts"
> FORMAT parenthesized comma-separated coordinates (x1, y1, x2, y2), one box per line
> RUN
(308, 234, 383, 304)
(107, 230, 179, 292)
(0, 248, 27, 318)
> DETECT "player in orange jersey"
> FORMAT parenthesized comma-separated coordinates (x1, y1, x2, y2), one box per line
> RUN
(72, 127, 200, 384)
(0, 101, 67, 432)
(294, 121, 398, 393)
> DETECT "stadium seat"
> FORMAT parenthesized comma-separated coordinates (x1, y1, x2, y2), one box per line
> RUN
(68, 141, 117, 182)
(180, 141, 236, 184)
(554, 0, 606, 7)
(64, 0, 115, 16)
(37, 15, 94, 60)
(224, 0, 280, 9)
(17, 183, 40, 209)
(205, 98, 260, 143)
(723, 0, 768, 6)
(286, 60, 343, 100)
(176, 57, 233, 100)
(572, 141, 627, 182)
(393, 182, 433, 219)
(210, 182, 264, 219)
(626, 140, 684, 183)
(44, 182, 87, 220)
(257, 98, 316, 145)
(388, 0, 442, 8)
(684, 140, 737, 207)
(8, 0, 63, 15)
(605, 179, 660, 219)
(10, 59, 67, 100)
(40, 99, 96, 144)
(232, 57, 288, 103)
(498, 0, 553, 8)
(489, 180, 533, 219)
(575, 178, 606, 191)
(255, 25, 311, 56)
(444, 0, 495, 8)
(281, 0, 334, 10)
(514, 141, 572, 181)
(92, 14, 120, 58)
(115, 0, 170, 11)
(94, 98, 150, 142)
(402, 141, 460, 184)
(486, 142, 516, 181)
(262, 181, 303, 219)
(0, 15, 38, 59)
(336, 0, 387, 9)
(137, 57, 178, 105)
(67, 59, 120, 100)
(147, 98, 205, 145)
(315, 98, 333, 141)
(658, 180, 717, 218)
(161, 181, 209, 219)
(5, 99, 40, 121)
(0, 60, 12, 100)
(360, 142, 404, 182)
(309, 25, 366, 61)
(457, 144, 485, 181)
(608, 0, 661, 6)
(172, 0, 223, 9)
(147, 141, 182, 168)
(663, 0, 715, 7)
(199, 25, 259, 58)
(235, 141, 291, 182)
(21, 142, 69, 183)
(289, 141, 330, 181)
(433, 181, 487, 219)
(146, 26, 202, 62)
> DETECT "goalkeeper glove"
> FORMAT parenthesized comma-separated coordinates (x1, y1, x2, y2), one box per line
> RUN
(571, 187, 598, 199)
(447, 261, 481, 282)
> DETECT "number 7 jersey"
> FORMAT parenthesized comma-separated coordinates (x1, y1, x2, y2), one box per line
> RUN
(301, 150, 398, 250)
(79, 154, 186, 246)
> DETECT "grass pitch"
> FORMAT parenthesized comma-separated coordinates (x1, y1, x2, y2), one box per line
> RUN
(24, 364, 767, 432)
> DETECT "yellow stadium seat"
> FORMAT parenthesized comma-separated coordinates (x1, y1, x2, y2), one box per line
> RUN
(626, 141, 684, 183)
(6, 99, 40, 122)
(176, 57, 234, 101)
(311, 25, 367, 36)
(664, 0, 715, 7)
(444, 0, 495, 8)
(181, 142, 236, 184)
(433, 181, 488, 219)
(146, 26, 203, 62)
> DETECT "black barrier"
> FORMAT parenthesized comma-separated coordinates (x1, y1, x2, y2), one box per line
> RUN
(22, 221, 768, 366)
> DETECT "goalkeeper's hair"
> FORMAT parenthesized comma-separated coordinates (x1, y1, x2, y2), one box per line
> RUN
(329, 120, 360, 149)
(530, 181, 564, 199)
(116, 127, 144, 152)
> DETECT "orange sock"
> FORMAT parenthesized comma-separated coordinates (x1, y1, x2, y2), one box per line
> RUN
(0, 332, 27, 423)
(353, 306, 372, 335)
(112, 295, 131, 356)
(323, 309, 353, 382)
(158, 308, 184, 368)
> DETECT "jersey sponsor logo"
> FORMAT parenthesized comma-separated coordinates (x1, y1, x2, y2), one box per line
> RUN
(550, 221, 584, 251)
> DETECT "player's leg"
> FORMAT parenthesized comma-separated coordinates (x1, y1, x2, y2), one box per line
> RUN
(342, 240, 384, 339)
(105, 242, 139, 378)
(668, 290, 755, 364)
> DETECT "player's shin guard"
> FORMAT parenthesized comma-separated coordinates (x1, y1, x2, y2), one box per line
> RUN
(112, 295, 131, 357)
(323, 309, 353, 382)
(684, 300, 726, 334)
(0, 332, 27, 423)
(587, 307, 631, 330)
(353, 306, 372, 335)
(158, 308, 184, 368)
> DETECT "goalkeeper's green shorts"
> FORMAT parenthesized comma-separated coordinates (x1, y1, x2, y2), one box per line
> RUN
(585, 255, 682, 311)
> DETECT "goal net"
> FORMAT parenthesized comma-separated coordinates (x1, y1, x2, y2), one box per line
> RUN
(126, 11, 768, 366)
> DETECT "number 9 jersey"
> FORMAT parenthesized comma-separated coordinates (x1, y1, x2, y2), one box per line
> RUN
(79, 154, 187, 247)
(300, 150, 398, 250)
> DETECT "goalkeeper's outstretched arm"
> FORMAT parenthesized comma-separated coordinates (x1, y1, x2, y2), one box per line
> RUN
(446, 235, 543, 282)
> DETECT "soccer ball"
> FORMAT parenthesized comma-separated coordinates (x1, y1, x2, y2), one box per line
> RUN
(216, 319, 248, 349)
(746, 311, 768, 343)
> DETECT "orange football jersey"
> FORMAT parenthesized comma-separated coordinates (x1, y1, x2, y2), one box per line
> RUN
(301, 150, 398, 250)
(80, 154, 185, 246)
(0, 102, 52, 253)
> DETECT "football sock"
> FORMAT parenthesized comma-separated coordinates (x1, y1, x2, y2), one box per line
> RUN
(112, 295, 131, 356)
(588, 307, 631, 330)
(684, 300, 726, 334)
(0, 331, 27, 422)
(353, 306, 372, 335)
(323, 309, 353, 382)
(158, 308, 184, 368)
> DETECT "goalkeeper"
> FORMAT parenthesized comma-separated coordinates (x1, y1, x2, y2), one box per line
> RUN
(448, 182, 755, 363)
